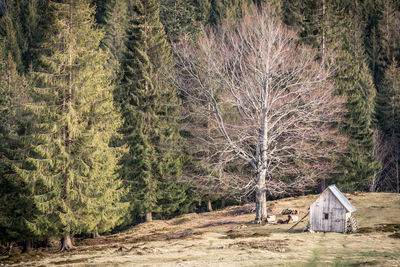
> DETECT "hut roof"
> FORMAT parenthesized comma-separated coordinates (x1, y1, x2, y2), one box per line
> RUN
(315, 185, 356, 213)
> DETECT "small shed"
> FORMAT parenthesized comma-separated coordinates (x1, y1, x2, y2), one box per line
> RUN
(309, 185, 356, 233)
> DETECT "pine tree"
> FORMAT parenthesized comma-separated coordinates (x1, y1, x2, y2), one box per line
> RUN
(191, 0, 212, 25)
(378, 0, 400, 68)
(119, 0, 185, 222)
(0, 2, 25, 72)
(332, 3, 380, 191)
(101, 0, 129, 92)
(92, 0, 110, 25)
(17, 0, 127, 250)
(0, 43, 45, 250)
(208, 0, 253, 25)
(374, 60, 400, 192)
(372, 0, 400, 192)
(102, 0, 129, 62)
(0, 0, 54, 73)
(339, 61, 380, 191)
(158, 0, 201, 41)
(361, 0, 384, 85)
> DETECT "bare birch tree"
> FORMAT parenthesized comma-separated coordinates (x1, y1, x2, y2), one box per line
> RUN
(174, 10, 346, 222)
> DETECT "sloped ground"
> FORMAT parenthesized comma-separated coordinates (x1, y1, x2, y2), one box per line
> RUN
(1, 193, 400, 266)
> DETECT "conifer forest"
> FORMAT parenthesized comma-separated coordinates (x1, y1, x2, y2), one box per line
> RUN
(0, 0, 400, 256)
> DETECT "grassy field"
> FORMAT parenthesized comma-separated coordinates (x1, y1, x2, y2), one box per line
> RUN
(1, 192, 400, 266)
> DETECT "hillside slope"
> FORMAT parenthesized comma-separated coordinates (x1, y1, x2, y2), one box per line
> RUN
(1, 192, 400, 266)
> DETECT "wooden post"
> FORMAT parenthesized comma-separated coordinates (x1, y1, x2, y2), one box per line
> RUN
(287, 212, 309, 233)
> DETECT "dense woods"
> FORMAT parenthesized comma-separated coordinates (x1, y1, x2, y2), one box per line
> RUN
(0, 0, 399, 252)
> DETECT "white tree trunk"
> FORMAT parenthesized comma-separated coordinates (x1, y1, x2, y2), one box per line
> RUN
(255, 170, 267, 223)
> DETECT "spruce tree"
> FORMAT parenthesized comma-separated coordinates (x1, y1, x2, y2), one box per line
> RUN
(378, 0, 400, 68)
(375, 60, 400, 192)
(158, 0, 201, 41)
(361, 0, 384, 85)
(92, 0, 111, 25)
(119, 0, 185, 222)
(0, 0, 54, 73)
(102, 0, 129, 63)
(332, 3, 380, 191)
(0, 46, 43, 250)
(208, 0, 253, 25)
(18, 0, 127, 250)
(0, 3, 25, 72)
(373, 0, 400, 192)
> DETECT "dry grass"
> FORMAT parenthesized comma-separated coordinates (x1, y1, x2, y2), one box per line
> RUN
(1, 192, 399, 266)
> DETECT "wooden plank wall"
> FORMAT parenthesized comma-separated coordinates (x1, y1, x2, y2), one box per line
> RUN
(310, 190, 346, 233)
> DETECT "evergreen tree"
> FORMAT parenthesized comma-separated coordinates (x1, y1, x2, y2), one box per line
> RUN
(191, 0, 212, 25)
(101, 0, 129, 86)
(332, 3, 380, 191)
(339, 61, 380, 191)
(119, 0, 185, 222)
(0, 0, 54, 73)
(158, 0, 201, 41)
(361, 0, 384, 85)
(208, 0, 253, 25)
(378, 0, 400, 68)
(374, 60, 400, 192)
(0, 45, 44, 250)
(0, 2, 25, 72)
(92, 0, 110, 25)
(102, 0, 129, 60)
(17, 0, 127, 250)
(372, 0, 400, 192)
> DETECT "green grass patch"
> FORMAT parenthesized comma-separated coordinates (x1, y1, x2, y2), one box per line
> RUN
(360, 251, 400, 259)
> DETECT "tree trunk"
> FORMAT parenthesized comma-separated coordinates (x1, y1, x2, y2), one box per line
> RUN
(145, 212, 152, 222)
(6, 242, 14, 256)
(59, 235, 74, 252)
(221, 199, 225, 209)
(23, 240, 33, 253)
(207, 200, 213, 212)
(91, 232, 100, 239)
(318, 178, 326, 193)
(255, 171, 267, 223)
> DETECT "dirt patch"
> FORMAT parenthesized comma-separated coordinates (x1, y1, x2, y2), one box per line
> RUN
(227, 205, 255, 216)
(358, 224, 400, 234)
(166, 230, 202, 240)
(228, 239, 289, 253)
(50, 257, 92, 265)
(199, 220, 238, 228)
(358, 227, 375, 233)
(226, 230, 271, 239)
(388, 232, 400, 239)
(76, 236, 117, 246)
(171, 218, 191, 225)
(376, 224, 400, 232)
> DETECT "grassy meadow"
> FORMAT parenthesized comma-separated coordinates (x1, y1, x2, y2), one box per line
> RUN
(1, 192, 399, 266)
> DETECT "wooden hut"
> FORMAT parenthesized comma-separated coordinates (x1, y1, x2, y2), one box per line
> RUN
(309, 185, 357, 233)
